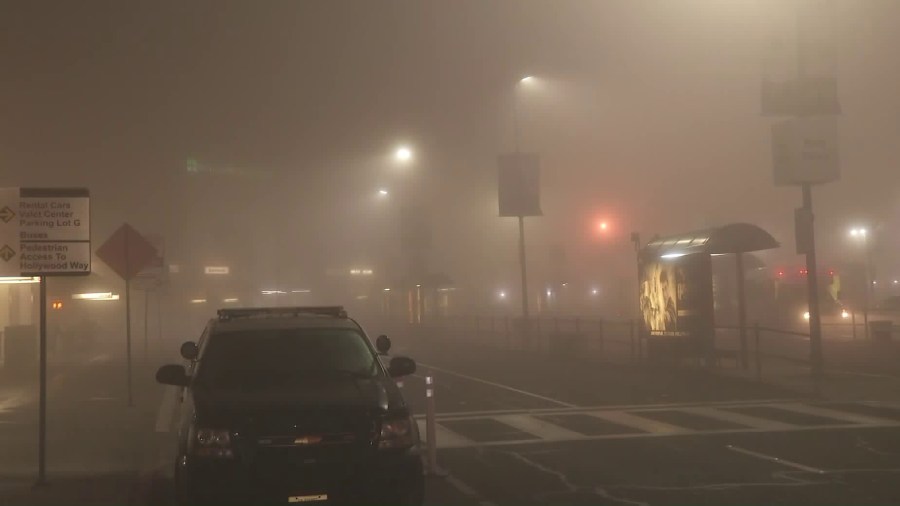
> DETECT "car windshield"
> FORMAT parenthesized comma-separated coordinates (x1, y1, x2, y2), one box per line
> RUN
(195, 328, 380, 390)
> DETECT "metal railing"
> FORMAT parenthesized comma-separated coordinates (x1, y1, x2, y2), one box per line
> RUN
(406, 314, 899, 390)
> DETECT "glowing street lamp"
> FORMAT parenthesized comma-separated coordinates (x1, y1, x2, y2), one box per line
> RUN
(394, 146, 412, 163)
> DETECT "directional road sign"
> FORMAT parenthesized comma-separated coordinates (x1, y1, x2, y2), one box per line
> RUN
(0, 187, 91, 277)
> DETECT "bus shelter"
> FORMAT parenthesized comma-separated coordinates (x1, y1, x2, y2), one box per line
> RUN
(639, 223, 779, 367)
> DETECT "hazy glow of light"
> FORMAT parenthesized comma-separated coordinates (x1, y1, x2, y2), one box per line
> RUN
(0, 277, 41, 284)
(395, 146, 412, 162)
(72, 292, 113, 300)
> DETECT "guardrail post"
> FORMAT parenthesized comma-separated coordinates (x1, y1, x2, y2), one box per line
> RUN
(425, 371, 440, 475)
(754, 323, 762, 382)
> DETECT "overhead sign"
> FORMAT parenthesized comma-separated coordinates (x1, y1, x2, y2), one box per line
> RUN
(95, 223, 159, 281)
(204, 266, 230, 275)
(772, 117, 840, 186)
(498, 153, 542, 217)
(0, 187, 91, 277)
(760, 0, 840, 117)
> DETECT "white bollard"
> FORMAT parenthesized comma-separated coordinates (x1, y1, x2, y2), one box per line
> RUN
(424, 372, 439, 474)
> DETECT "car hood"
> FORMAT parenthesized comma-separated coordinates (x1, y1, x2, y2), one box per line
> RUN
(192, 376, 405, 432)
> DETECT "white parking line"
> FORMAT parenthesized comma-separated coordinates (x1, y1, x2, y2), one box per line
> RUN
(727, 445, 825, 474)
(416, 363, 577, 408)
(412, 398, 805, 420)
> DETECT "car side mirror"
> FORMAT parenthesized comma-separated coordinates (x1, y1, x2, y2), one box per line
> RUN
(180, 341, 199, 361)
(388, 356, 416, 378)
(156, 364, 190, 387)
(375, 335, 392, 355)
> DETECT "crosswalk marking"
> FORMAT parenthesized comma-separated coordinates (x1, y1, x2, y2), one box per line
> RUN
(417, 419, 474, 448)
(493, 414, 583, 441)
(588, 410, 689, 434)
(776, 402, 899, 426)
(678, 406, 796, 431)
(415, 402, 900, 449)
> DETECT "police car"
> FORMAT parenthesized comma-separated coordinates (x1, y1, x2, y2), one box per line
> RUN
(155, 306, 424, 505)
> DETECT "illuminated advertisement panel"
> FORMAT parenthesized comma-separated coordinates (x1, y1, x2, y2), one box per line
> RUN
(639, 252, 714, 340)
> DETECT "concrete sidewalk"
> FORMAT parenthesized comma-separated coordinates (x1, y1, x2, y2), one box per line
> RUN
(0, 356, 166, 506)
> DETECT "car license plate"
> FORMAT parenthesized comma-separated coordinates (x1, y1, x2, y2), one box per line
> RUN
(288, 494, 328, 503)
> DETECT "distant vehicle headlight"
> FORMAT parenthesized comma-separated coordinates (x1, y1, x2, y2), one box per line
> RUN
(841, 309, 850, 319)
(803, 311, 810, 321)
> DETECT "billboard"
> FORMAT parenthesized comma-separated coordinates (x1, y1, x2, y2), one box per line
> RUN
(639, 253, 714, 339)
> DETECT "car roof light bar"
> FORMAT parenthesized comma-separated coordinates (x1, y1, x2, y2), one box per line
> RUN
(218, 306, 347, 321)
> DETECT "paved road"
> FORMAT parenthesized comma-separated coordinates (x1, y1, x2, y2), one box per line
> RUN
(386, 336, 900, 505)
(3, 332, 900, 505)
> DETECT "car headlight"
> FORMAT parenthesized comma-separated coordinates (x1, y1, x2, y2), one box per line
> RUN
(378, 416, 416, 450)
(194, 428, 234, 458)
(841, 309, 850, 319)
(803, 311, 810, 321)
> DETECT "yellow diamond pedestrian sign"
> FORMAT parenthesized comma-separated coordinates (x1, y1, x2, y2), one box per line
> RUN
(0, 245, 15, 262)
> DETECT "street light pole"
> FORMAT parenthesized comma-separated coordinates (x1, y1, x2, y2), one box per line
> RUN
(518, 216, 529, 320)
(514, 77, 530, 321)
(862, 231, 872, 339)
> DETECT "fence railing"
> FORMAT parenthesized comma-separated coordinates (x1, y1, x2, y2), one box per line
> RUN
(404, 314, 899, 389)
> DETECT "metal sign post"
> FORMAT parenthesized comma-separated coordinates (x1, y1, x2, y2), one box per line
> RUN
(37, 276, 48, 487)
(0, 187, 91, 487)
(802, 184, 824, 386)
(95, 223, 159, 408)
(766, 0, 839, 390)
